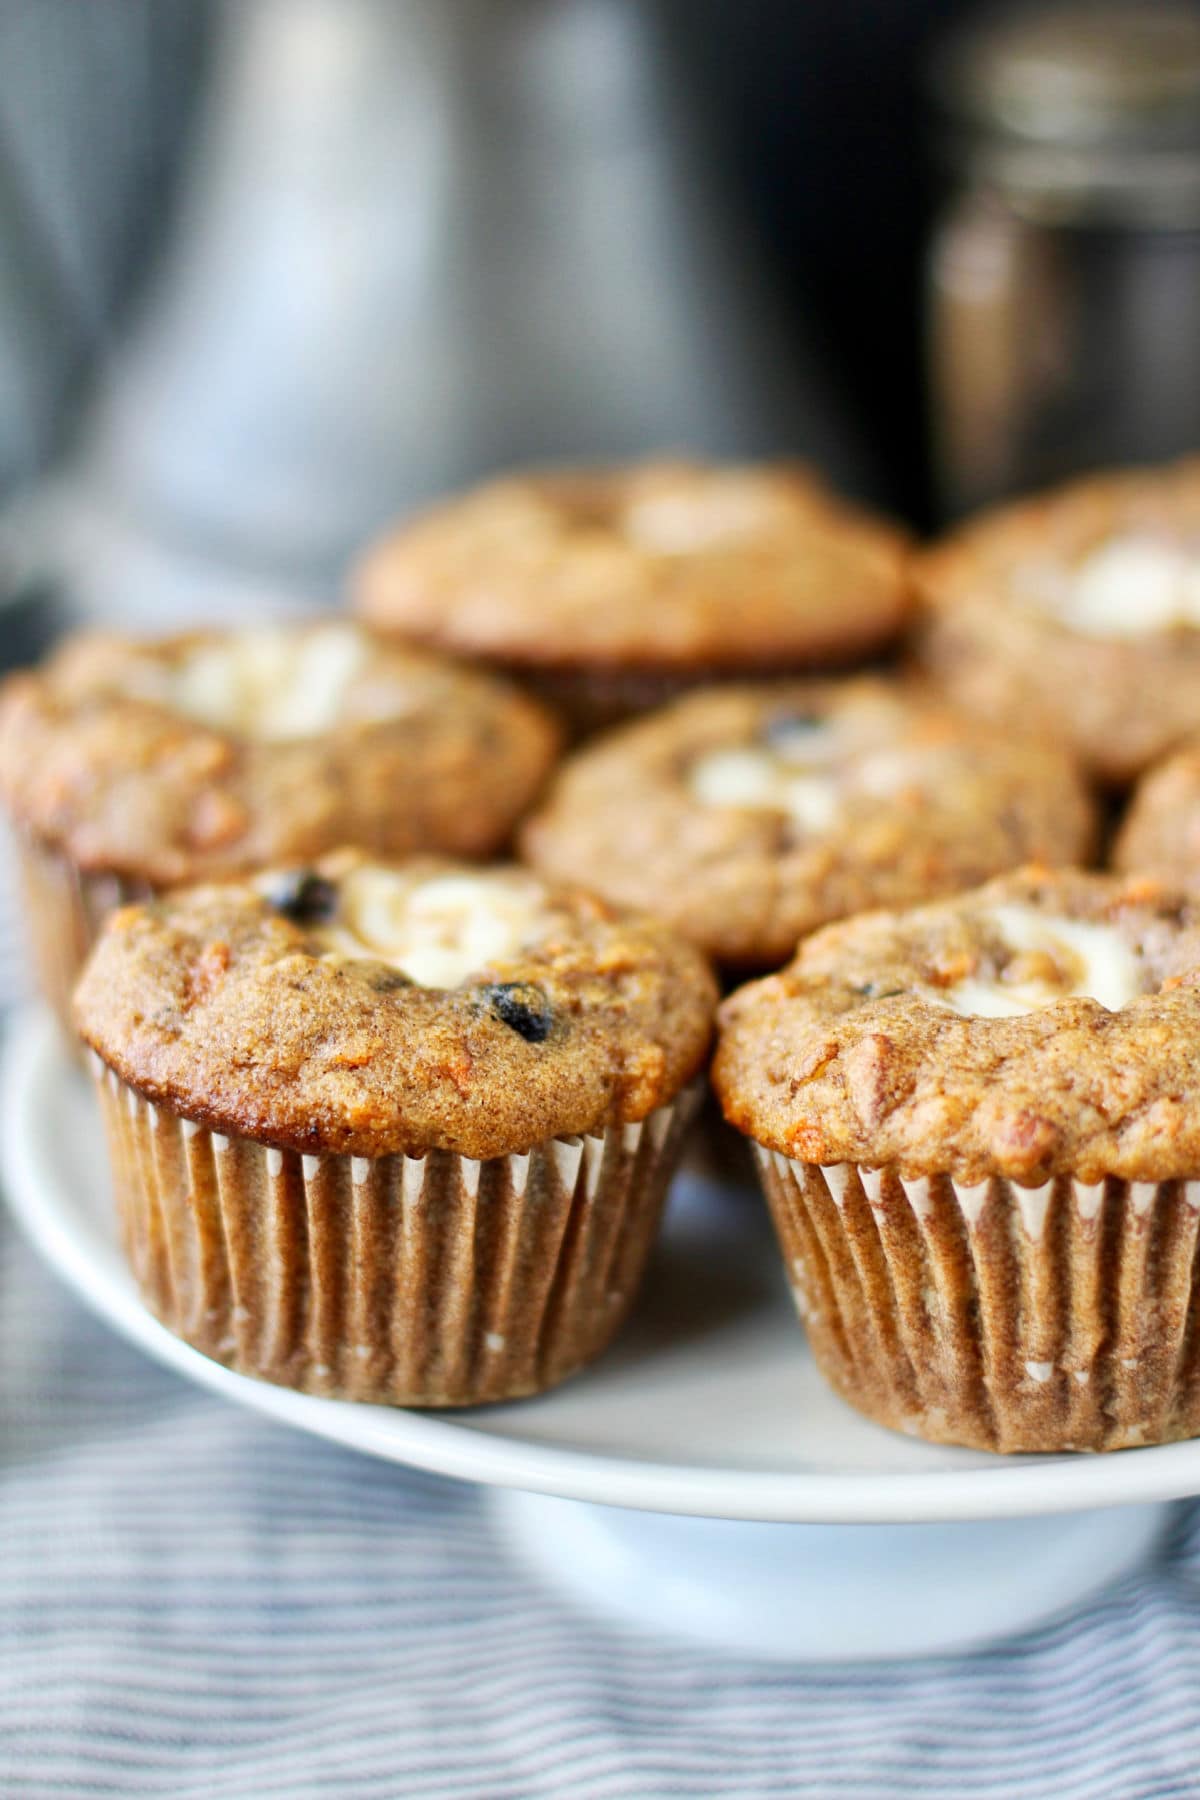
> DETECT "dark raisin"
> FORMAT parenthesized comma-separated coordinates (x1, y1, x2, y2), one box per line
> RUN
(761, 710, 825, 751)
(480, 982, 554, 1043)
(367, 966, 414, 992)
(264, 869, 339, 925)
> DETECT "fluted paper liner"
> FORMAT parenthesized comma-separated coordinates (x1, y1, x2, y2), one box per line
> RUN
(753, 1145, 1200, 1452)
(524, 664, 739, 738)
(14, 829, 151, 1035)
(92, 1058, 701, 1406)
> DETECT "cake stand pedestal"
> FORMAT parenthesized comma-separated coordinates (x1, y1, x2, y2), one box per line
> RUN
(492, 1490, 1168, 1660)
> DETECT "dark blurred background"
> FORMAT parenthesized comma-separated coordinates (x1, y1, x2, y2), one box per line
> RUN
(669, 0, 969, 522)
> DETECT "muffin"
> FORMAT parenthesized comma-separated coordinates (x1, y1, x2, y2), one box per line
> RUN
(521, 679, 1097, 970)
(0, 621, 560, 1030)
(917, 458, 1200, 785)
(1114, 743, 1200, 883)
(353, 458, 912, 732)
(74, 853, 715, 1406)
(714, 867, 1200, 1453)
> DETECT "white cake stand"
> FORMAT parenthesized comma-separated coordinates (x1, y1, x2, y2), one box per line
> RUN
(2, 1007, 1191, 1661)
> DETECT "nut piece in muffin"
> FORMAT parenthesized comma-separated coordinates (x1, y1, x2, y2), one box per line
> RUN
(0, 621, 560, 1030)
(76, 852, 716, 1406)
(917, 457, 1200, 785)
(353, 458, 912, 732)
(521, 678, 1096, 970)
(714, 867, 1200, 1452)
(1114, 742, 1200, 883)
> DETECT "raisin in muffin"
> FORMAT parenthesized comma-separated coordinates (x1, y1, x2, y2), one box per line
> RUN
(354, 458, 912, 732)
(75, 853, 716, 1406)
(522, 679, 1096, 970)
(0, 622, 560, 1029)
(917, 458, 1200, 785)
(715, 867, 1200, 1453)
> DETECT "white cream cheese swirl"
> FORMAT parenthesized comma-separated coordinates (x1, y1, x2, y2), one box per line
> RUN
(316, 867, 555, 990)
(925, 905, 1144, 1018)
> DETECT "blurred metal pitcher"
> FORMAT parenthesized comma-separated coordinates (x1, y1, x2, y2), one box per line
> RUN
(42, 0, 861, 625)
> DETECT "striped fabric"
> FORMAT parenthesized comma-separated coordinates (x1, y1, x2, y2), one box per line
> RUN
(1, 877, 1200, 1797)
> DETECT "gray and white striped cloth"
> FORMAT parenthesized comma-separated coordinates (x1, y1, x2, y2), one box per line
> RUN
(1, 877, 1200, 1800)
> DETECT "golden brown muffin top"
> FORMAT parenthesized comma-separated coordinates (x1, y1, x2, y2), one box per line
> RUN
(354, 458, 912, 674)
(919, 459, 1200, 620)
(714, 868, 1200, 1184)
(0, 623, 561, 883)
(916, 458, 1200, 784)
(521, 679, 1097, 968)
(1114, 743, 1200, 882)
(75, 852, 718, 1160)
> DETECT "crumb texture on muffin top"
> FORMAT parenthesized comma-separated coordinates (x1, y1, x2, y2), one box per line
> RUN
(75, 854, 717, 1160)
(1114, 742, 1200, 883)
(916, 459, 1200, 783)
(714, 868, 1200, 1183)
(522, 679, 1096, 967)
(0, 624, 560, 882)
(354, 458, 912, 672)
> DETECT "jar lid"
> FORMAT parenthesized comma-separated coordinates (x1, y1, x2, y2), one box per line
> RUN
(933, 1, 1200, 145)
(930, 2, 1200, 221)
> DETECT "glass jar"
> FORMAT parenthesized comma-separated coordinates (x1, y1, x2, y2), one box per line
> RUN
(927, 0, 1200, 518)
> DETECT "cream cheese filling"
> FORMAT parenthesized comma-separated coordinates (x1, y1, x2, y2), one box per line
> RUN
(125, 624, 369, 739)
(688, 746, 841, 831)
(1024, 535, 1200, 639)
(318, 868, 553, 989)
(689, 716, 921, 833)
(925, 905, 1144, 1018)
(622, 477, 794, 552)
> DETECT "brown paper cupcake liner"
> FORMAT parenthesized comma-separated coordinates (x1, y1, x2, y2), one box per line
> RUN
(513, 665, 709, 739)
(753, 1144, 1200, 1453)
(13, 829, 152, 1036)
(90, 1057, 701, 1406)
(519, 663, 881, 740)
